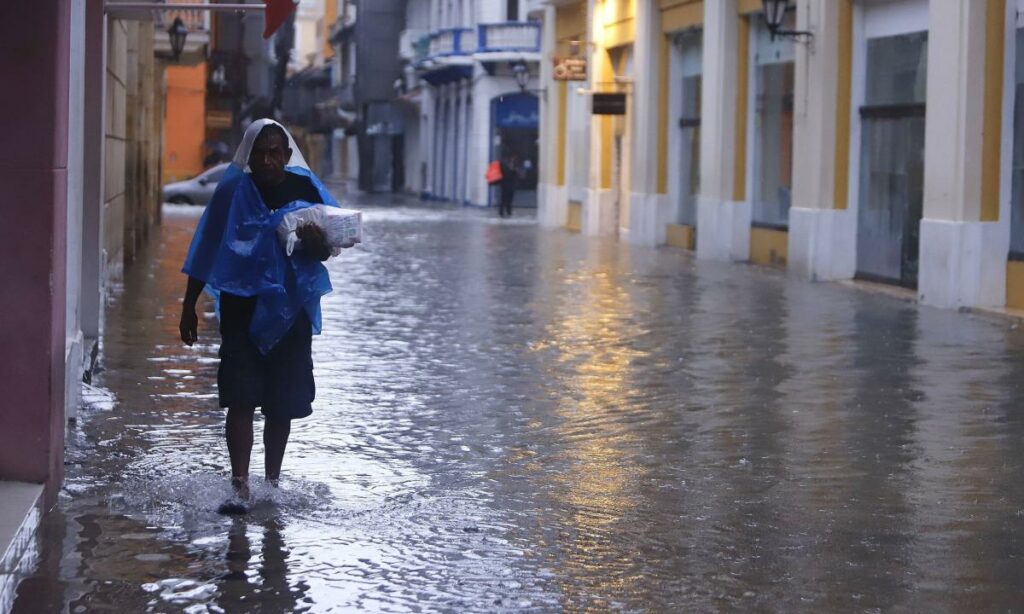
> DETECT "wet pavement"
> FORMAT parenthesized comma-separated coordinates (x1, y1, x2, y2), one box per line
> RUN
(10, 193, 1024, 612)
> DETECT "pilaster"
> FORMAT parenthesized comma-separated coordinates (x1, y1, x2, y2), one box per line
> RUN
(695, 0, 751, 261)
(918, 0, 1011, 307)
(625, 0, 668, 246)
(788, 0, 857, 280)
(584, 0, 618, 236)
(538, 5, 568, 228)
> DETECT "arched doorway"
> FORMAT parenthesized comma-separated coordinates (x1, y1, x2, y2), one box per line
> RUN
(489, 92, 539, 208)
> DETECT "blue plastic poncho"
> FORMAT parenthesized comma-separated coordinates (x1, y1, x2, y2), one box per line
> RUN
(181, 122, 339, 354)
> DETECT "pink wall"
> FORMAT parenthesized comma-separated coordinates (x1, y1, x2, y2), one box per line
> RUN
(0, 0, 71, 494)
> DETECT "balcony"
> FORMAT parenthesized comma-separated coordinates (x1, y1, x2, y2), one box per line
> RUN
(429, 28, 475, 58)
(415, 27, 475, 85)
(476, 22, 541, 56)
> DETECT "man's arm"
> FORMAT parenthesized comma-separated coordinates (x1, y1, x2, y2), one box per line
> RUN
(179, 276, 204, 346)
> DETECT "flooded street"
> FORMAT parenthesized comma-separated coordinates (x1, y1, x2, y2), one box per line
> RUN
(11, 195, 1024, 612)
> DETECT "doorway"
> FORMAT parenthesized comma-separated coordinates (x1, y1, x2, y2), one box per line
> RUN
(855, 30, 928, 287)
(490, 92, 539, 207)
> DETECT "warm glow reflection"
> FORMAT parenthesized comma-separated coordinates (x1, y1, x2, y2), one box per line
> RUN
(534, 257, 648, 605)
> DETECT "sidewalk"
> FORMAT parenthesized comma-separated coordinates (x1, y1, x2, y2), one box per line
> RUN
(0, 481, 43, 613)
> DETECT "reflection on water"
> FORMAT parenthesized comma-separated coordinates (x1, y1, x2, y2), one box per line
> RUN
(11, 201, 1024, 612)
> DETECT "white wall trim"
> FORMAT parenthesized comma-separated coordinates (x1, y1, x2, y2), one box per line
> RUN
(538, 182, 569, 229)
(584, 187, 618, 236)
(788, 206, 857, 280)
(625, 192, 669, 246)
(696, 197, 751, 261)
(918, 219, 1008, 308)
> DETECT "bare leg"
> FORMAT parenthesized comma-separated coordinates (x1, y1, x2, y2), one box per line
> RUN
(226, 405, 256, 496)
(264, 417, 292, 483)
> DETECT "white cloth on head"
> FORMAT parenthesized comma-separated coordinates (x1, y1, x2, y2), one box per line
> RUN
(232, 118, 309, 172)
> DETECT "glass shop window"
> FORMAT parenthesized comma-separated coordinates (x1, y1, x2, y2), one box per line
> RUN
(1011, 27, 1024, 259)
(675, 30, 702, 227)
(751, 13, 796, 228)
(855, 31, 927, 287)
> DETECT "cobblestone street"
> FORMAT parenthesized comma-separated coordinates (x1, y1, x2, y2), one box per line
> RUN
(11, 196, 1024, 612)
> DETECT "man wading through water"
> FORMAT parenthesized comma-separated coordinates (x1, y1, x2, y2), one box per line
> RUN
(179, 119, 352, 514)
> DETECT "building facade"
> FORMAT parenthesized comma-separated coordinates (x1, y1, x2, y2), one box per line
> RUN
(329, 0, 408, 192)
(204, 0, 284, 153)
(539, 0, 1024, 312)
(161, 4, 212, 184)
(1, 0, 171, 503)
(406, 0, 544, 207)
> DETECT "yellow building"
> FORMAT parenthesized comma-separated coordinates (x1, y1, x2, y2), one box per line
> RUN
(539, 0, 1024, 313)
(163, 62, 207, 183)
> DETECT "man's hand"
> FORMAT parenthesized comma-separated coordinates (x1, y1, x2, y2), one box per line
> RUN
(180, 304, 198, 346)
(296, 223, 331, 261)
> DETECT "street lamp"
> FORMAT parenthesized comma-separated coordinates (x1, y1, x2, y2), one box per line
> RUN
(168, 16, 188, 62)
(760, 0, 813, 42)
(512, 61, 530, 92)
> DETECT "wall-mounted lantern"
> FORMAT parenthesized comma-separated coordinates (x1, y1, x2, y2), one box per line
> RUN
(761, 0, 813, 42)
(512, 61, 530, 92)
(168, 17, 188, 62)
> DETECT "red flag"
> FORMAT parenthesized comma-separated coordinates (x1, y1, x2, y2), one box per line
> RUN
(263, 0, 298, 39)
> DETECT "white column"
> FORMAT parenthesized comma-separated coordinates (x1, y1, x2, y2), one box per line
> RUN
(787, 0, 857, 280)
(460, 83, 471, 203)
(469, 73, 496, 206)
(696, 0, 751, 261)
(918, 0, 1011, 308)
(583, 0, 617, 236)
(476, 0, 502, 23)
(64, 0, 87, 422)
(625, 0, 668, 246)
(537, 4, 567, 228)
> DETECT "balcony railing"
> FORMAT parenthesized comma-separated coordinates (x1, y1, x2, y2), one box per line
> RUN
(429, 28, 475, 58)
(477, 21, 541, 53)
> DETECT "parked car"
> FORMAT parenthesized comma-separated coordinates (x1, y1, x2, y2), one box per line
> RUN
(162, 163, 229, 205)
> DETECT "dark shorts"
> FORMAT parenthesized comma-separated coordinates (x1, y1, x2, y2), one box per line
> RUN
(217, 294, 315, 420)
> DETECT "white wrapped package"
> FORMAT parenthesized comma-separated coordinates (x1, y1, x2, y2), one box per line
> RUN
(277, 205, 362, 257)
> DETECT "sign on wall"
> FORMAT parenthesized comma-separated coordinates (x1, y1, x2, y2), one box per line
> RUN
(553, 56, 588, 81)
(592, 93, 627, 115)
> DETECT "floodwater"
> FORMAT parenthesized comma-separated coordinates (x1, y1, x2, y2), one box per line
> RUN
(11, 195, 1024, 612)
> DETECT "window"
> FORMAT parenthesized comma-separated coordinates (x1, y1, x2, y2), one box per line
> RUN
(750, 15, 795, 228)
(1011, 27, 1024, 259)
(675, 30, 702, 227)
(507, 0, 519, 22)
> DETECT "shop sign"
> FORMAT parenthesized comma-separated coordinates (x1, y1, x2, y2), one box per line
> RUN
(592, 93, 626, 115)
(553, 56, 587, 81)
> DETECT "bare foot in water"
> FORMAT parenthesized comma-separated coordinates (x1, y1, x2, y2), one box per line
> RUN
(217, 476, 251, 515)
